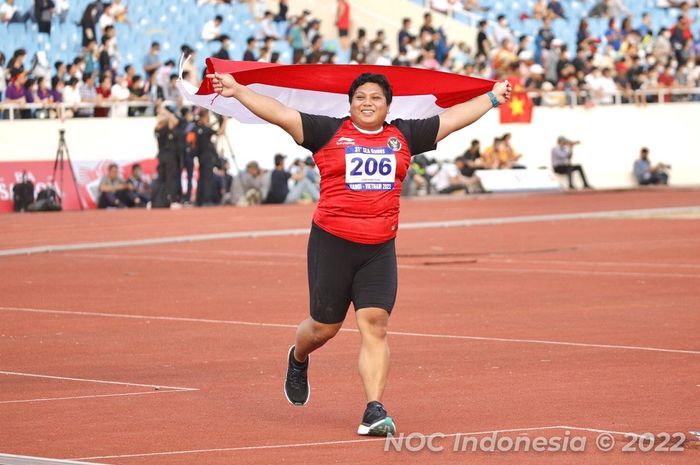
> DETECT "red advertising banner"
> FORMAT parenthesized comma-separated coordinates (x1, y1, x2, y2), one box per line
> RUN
(0, 159, 158, 213)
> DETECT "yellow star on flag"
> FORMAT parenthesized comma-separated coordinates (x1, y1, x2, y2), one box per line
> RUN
(509, 96, 525, 116)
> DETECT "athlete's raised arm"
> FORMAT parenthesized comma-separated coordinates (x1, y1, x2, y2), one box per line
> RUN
(207, 72, 304, 144)
(435, 80, 512, 143)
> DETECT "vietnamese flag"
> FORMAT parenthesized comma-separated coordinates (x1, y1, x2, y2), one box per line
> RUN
(178, 59, 496, 123)
(499, 75, 533, 124)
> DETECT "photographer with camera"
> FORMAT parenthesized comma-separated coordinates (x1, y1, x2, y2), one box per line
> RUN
(153, 103, 182, 207)
(551, 136, 592, 190)
(191, 109, 227, 206)
(634, 147, 670, 186)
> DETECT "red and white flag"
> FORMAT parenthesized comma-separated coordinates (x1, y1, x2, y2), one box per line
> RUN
(178, 58, 496, 123)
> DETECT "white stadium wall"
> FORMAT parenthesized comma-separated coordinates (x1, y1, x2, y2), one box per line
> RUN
(1, 103, 699, 190)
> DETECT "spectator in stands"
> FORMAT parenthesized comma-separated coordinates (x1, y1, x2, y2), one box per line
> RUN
(127, 75, 149, 116)
(35, 0, 54, 34)
(98, 3, 115, 35)
(7, 48, 26, 75)
(494, 15, 515, 47)
(5, 70, 29, 115)
(98, 163, 130, 208)
(143, 42, 161, 79)
(213, 35, 231, 60)
(275, 0, 288, 22)
(243, 37, 257, 61)
(62, 76, 81, 117)
(0, 52, 6, 102)
(306, 35, 325, 64)
(111, 0, 128, 23)
(202, 15, 224, 41)
(55, 0, 70, 23)
(288, 16, 307, 63)
(551, 136, 591, 189)
(420, 12, 435, 36)
(547, 0, 566, 19)
(126, 163, 151, 206)
(180, 45, 199, 86)
(634, 147, 670, 185)
(94, 74, 113, 117)
(258, 10, 280, 40)
(110, 74, 130, 117)
(0, 0, 30, 23)
(398, 17, 413, 53)
(80, 2, 98, 47)
(77, 73, 97, 117)
(525, 63, 546, 104)
(336, 0, 350, 38)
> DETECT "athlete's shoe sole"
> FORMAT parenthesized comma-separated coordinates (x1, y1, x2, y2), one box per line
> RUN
(284, 345, 310, 406)
(357, 416, 396, 436)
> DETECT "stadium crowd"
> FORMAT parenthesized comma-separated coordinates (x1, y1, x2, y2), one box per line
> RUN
(1, 0, 689, 208)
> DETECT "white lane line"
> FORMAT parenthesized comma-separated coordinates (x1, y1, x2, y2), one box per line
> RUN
(1, 306, 698, 356)
(56, 252, 700, 279)
(72, 426, 566, 460)
(0, 389, 192, 405)
(478, 258, 700, 269)
(2, 206, 699, 257)
(0, 452, 111, 465)
(0, 371, 198, 391)
(400, 263, 700, 279)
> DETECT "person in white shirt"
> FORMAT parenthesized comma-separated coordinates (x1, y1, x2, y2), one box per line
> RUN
(97, 3, 114, 34)
(201, 15, 223, 41)
(493, 15, 515, 47)
(110, 74, 130, 117)
(258, 10, 280, 40)
(429, 158, 473, 194)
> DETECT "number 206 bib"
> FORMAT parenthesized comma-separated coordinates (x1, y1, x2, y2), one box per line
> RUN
(345, 146, 397, 191)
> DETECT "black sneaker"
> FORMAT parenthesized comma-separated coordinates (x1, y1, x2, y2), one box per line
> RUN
(357, 401, 396, 436)
(284, 345, 310, 406)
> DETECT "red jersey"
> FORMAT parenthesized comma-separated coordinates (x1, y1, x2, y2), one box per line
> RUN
(299, 113, 439, 244)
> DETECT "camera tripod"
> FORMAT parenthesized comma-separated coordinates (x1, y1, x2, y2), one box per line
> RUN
(52, 129, 85, 210)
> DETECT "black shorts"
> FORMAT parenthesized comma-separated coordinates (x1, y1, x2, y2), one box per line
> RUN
(307, 223, 397, 324)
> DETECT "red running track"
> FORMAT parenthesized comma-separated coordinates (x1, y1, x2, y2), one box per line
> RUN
(0, 189, 699, 465)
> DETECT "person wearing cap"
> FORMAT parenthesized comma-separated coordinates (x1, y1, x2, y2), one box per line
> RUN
(207, 69, 511, 436)
(551, 136, 591, 189)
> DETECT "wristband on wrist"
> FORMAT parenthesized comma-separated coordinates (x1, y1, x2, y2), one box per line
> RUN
(487, 91, 499, 108)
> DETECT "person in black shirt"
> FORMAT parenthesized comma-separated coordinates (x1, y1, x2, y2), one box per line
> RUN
(264, 154, 291, 203)
(476, 20, 490, 60)
(193, 110, 227, 206)
(242, 37, 257, 62)
(461, 139, 482, 177)
(213, 35, 231, 60)
(155, 105, 182, 205)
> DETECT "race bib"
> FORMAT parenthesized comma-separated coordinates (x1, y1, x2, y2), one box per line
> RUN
(345, 146, 396, 191)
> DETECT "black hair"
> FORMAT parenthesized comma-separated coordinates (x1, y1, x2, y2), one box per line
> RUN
(348, 73, 393, 105)
(215, 15, 223, 22)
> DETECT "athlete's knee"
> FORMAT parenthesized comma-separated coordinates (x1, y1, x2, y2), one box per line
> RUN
(357, 308, 389, 340)
(309, 319, 341, 343)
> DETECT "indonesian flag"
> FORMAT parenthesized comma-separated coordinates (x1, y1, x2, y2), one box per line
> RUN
(178, 58, 496, 123)
(499, 74, 533, 124)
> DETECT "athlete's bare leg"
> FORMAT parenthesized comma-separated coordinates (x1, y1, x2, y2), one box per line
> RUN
(355, 307, 390, 402)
